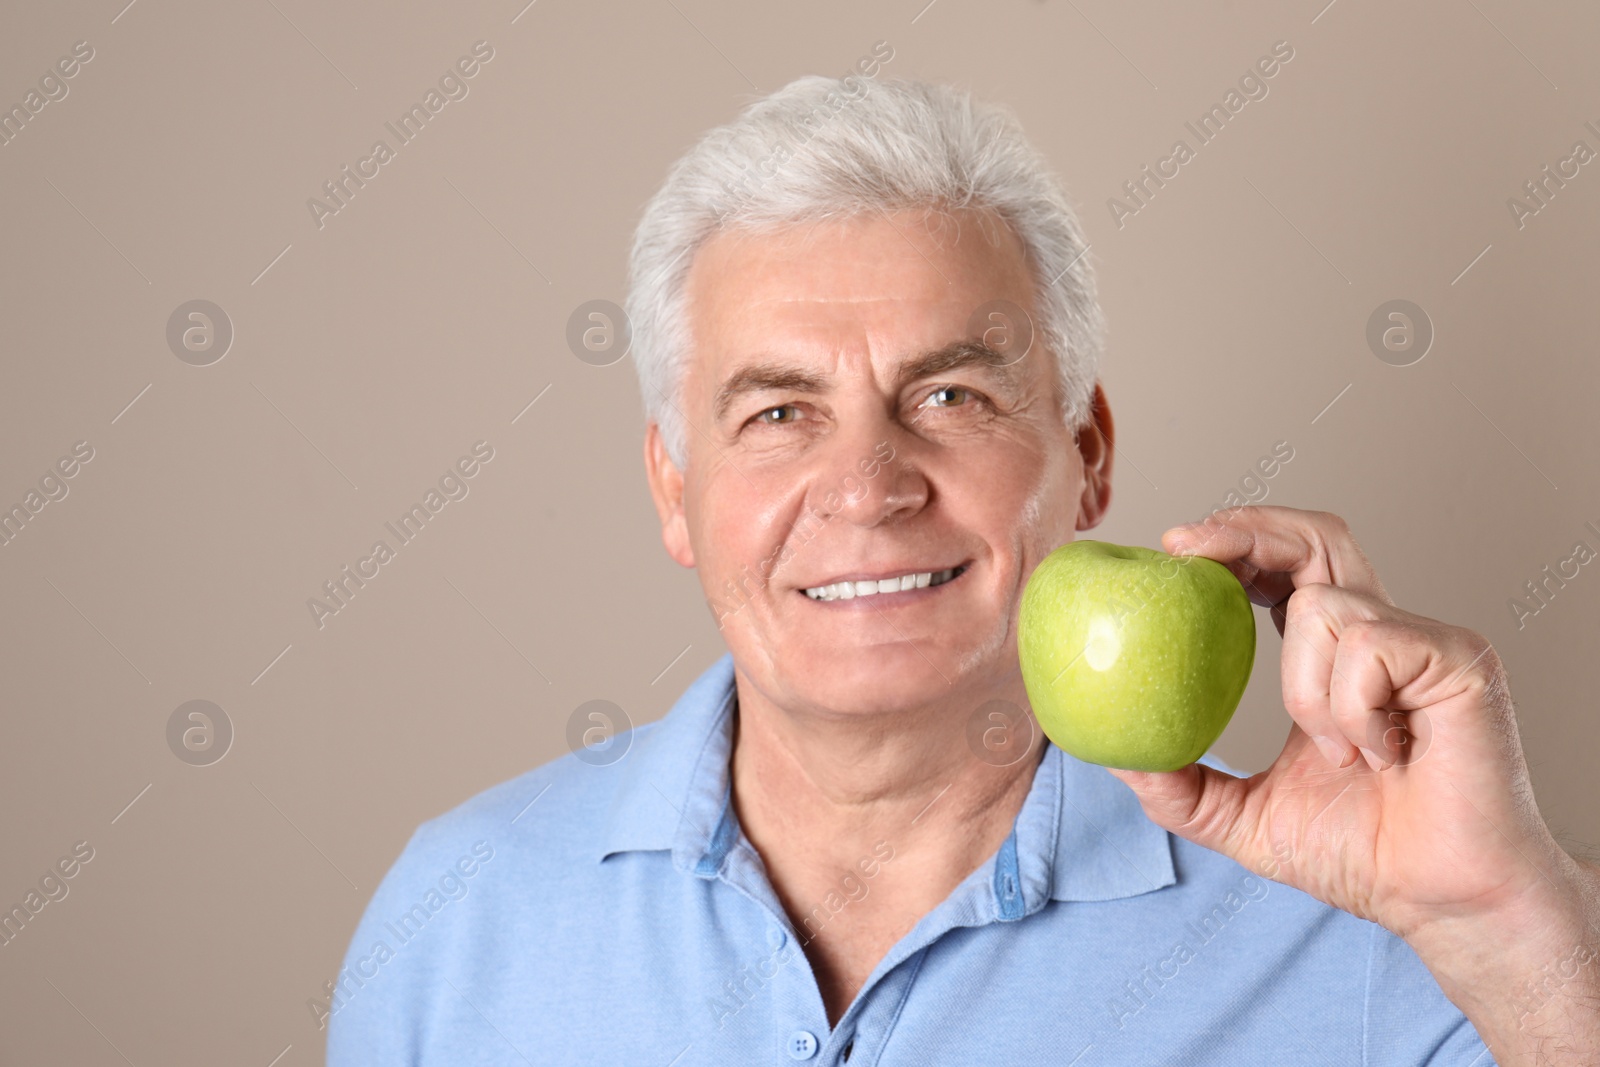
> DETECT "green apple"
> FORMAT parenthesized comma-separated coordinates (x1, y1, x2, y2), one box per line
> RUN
(1017, 539, 1255, 772)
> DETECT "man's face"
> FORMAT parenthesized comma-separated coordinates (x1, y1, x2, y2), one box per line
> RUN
(647, 207, 1108, 716)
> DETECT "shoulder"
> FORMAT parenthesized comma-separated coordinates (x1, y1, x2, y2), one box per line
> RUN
(324, 721, 665, 1056)
(1168, 754, 1491, 1061)
(399, 717, 665, 876)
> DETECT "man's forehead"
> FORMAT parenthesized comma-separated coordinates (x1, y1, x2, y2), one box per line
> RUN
(690, 251, 967, 327)
(708, 338, 1027, 421)
(678, 216, 1042, 430)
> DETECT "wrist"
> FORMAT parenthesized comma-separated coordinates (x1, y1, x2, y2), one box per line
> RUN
(1406, 857, 1600, 1065)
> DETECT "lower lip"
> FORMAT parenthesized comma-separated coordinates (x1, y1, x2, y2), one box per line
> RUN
(797, 565, 970, 609)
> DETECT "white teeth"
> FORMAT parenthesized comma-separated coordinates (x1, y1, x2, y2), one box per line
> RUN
(803, 567, 963, 601)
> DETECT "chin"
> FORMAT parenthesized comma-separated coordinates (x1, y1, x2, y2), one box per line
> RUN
(773, 639, 974, 716)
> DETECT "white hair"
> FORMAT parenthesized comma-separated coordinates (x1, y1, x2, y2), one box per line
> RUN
(624, 74, 1105, 470)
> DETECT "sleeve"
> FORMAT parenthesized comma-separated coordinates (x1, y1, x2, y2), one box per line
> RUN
(1363, 922, 1497, 1066)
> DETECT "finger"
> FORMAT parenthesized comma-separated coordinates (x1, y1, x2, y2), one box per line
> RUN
(1163, 505, 1392, 606)
(1278, 582, 1390, 769)
(1165, 520, 1301, 621)
(1326, 619, 1420, 770)
(1327, 615, 1504, 770)
(1106, 763, 1256, 867)
(1217, 557, 1294, 630)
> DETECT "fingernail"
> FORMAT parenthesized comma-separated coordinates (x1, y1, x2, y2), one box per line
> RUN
(1313, 734, 1349, 768)
(1357, 746, 1387, 773)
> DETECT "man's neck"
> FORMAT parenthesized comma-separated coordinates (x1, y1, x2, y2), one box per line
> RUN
(729, 677, 1044, 857)
(726, 667, 1046, 1023)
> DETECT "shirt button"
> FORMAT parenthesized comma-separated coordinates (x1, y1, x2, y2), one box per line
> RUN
(768, 926, 787, 948)
(785, 1030, 818, 1059)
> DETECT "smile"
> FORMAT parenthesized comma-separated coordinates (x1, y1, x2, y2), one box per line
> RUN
(802, 564, 968, 602)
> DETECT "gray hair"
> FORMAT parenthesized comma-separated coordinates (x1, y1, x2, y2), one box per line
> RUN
(624, 74, 1104, 470)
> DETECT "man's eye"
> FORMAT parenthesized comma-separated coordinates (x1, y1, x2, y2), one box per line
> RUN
(921, 386, 972, 408)
(752, 404, 799, 425)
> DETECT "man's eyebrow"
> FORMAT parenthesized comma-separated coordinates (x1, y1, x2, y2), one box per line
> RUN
(712, 365, 828, 423)
(711, 339, 1019, 423)
(894, 338, 1020, 389)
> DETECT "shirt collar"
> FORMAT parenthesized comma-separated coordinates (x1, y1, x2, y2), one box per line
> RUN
(595, 652, 1176, 905)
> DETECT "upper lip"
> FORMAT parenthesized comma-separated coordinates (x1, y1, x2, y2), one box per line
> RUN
(797, 562, 968, 589)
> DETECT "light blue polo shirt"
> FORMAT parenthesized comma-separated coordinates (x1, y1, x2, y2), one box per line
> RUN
(326, 652, 1494, 1065)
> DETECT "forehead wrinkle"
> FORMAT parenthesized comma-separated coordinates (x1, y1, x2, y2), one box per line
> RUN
(710, 337, 1025, 423)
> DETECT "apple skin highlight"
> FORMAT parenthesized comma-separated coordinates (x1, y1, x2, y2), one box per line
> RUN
(1017, 540, 1257, 772)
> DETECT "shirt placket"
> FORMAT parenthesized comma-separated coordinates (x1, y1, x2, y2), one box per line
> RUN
(707, 790, 1023, 1067)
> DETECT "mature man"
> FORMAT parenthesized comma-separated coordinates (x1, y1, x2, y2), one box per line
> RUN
(327, 76, 1598, 1064)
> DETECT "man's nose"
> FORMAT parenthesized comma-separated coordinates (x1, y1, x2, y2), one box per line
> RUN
(822, 422, 928, 528)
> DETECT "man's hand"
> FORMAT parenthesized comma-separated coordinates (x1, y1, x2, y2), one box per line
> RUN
(1103, 505, 1600, 1066)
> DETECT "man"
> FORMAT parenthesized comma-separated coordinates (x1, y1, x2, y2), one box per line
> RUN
(327, 76, 1598, 1064)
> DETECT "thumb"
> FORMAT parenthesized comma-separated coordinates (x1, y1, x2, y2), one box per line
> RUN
(1105, 763, 1254, 863)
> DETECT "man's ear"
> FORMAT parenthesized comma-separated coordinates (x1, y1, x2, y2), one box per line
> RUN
(1074, 381, 1114, 532)
(644, 421, 696, 568)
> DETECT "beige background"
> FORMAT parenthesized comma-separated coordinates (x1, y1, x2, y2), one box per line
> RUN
(2, 0, 1597, 1062)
